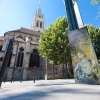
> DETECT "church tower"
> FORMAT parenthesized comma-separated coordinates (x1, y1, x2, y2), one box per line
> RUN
(31, 5, 45, 33)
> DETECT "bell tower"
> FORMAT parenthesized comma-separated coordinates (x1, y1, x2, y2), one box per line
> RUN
(31, 5, 45, 33)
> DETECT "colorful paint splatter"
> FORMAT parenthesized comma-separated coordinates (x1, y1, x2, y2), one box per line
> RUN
(68, 27, 100, 84)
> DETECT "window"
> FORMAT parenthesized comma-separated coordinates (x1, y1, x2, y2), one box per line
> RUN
(7, 50, 12, 67)
(7, 48, 13, 67)
(36, 21, 39, 27)
(0, 45, 2, 51)
(36, 38, 39, 42)
(0, 57, 3, 61)
(16, 47, 24, 67)
(29, 49, 40, 67)
(40, 22, 42, 28)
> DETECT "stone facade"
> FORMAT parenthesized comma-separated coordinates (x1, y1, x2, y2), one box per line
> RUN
(0, 6, 73, 82)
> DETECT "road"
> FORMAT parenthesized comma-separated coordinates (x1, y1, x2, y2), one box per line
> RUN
(0, 79, 100, 100)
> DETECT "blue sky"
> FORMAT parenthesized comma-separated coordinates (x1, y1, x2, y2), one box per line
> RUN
(0, 0, 100, 36)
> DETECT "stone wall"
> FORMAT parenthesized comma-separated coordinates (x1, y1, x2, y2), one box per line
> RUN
(3, 67, 45, 82)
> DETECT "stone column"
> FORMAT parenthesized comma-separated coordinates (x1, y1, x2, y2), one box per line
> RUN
(7, 42, 19, 81)
(2, 34, 9, 52)
(10, 42, 18, 67)
(23, 37, 31, 68)
(22, 37, 31, 80)
(2, 40, 9, 52)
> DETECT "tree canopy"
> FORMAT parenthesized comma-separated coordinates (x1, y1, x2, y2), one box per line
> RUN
(38, 17, 100, 65)
(92, 0, 100, 19)
(92, 0, 100, 4)
(38, 17, 71, 65)
(86, 24, 100, 60)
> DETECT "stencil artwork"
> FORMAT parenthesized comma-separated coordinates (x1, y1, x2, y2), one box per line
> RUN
(68, 27, 100, 84)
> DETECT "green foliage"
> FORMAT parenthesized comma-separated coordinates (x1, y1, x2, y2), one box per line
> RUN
(38, 17, 71, 65)
(92, 0, 100, 19)
(92, 0, 100, 4)
(86, 24, 100, 59)
(38, 16, 100, 65)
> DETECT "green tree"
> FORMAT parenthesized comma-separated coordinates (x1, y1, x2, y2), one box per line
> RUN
(38, 17, 71, 78)
(86, 24, 100, 60)
(92, 0, 100, 19)
(92, 0, 100, 4)
(38, 17, 100, 79)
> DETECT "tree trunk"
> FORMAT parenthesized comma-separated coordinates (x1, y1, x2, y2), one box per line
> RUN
(52, 64, 55, 80)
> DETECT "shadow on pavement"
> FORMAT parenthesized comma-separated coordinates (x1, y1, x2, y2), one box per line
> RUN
(0, 83, 100, 100)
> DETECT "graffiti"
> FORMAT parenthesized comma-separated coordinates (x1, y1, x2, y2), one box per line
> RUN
(68, 27, 100, 84)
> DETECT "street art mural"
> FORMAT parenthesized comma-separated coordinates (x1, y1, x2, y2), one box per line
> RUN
(63, 0, 100, 84)
(68, 27, 100, 84)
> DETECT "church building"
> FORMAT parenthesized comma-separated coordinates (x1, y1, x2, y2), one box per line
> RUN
(0, 5, 73, 81)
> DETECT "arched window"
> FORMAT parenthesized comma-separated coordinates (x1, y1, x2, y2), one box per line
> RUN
(7, 48, 13, 67)
(16, 47, 24, 67)
(36, 53, 40, 67)
(29, 49, 40, 67)
(0, 57, 3, 61)
(0, 45, 2, 51)
(36, 21, 39, 27)
(7, 50, 13, 67)
(40, 22, 42, 28)
(0, 57, 3, 67)
(29, 52, 33, 67)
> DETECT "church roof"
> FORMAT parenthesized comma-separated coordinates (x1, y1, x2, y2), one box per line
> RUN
(4, 27, 42, 36)
(0, 36, 4, 41)
(15, 37, 38, 44)
(20, 27, 42, 36)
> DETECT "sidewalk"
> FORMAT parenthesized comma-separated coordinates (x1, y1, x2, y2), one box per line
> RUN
(0, 79, 100, 100)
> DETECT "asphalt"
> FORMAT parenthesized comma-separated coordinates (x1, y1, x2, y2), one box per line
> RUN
(0, 79, 100, 100)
